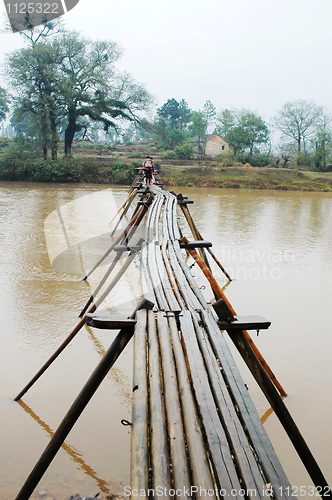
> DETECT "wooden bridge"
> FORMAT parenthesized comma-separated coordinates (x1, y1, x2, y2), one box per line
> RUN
(14, 175, 331, 500)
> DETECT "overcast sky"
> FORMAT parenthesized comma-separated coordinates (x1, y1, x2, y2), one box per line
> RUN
(1, 0, 332, 124)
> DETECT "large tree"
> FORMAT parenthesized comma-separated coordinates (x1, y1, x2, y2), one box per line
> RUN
(215, 109, 269, 156)
(6, 41, 61, 159)
(6, 26, 152, 157)
(157, 98, 181, 129)
(188, 111, 208, 155)
(53, 33, 131, 155)
(274, 100, 323, 153)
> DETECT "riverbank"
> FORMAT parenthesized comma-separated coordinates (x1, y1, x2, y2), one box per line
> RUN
(1, 139, 332, 190)
(161, 164, 332, 191)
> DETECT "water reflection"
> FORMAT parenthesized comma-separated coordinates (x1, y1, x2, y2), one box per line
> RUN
(18, 400, 112, 494)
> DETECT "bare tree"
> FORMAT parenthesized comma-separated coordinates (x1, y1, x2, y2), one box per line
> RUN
(274, 100, 322, 153)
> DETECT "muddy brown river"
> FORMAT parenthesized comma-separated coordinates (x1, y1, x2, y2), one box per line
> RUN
(0, 182, 331, 499)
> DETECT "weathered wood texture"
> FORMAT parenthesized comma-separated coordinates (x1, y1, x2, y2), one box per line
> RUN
(132, 186, 301, 500)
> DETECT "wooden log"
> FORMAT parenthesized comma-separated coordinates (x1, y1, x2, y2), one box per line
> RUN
(213, 301, 332, 499)
(79, 203, 148, 316)
(170, 195, 181, 241)
(183, 243, 287, 398)
(14, 250, 138, 401)
(131, 309, 149, 500)
(155, 241, 180, 312)
(160, 241, 185, 311)
(177, 194, 209, 265)
(179, 310, 242, 497)
(82, 203, 146, 281)
(172, 240, 207, 309)
(156, 313, 191, 497)
(147, 241, 169, 311)
(140, 241, 157, 306)
(191, 311, 267, 499)
(179, 200, 232, 281)
(113, 244, 141, 252)
(109, 187, 138, 226)
(148, 310, 171, 499)
(201, 308, 293, 499)
(15, 316, 139, 500)
(167, 241, 201, 310)
(110, 185, 146, 237)
(167, 315, 216, 498)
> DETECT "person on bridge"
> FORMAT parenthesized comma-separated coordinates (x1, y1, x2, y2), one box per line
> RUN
(142, 155, 155, 185)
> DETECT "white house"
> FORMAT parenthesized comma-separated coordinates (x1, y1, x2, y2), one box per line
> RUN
(205, 135, 231, 158)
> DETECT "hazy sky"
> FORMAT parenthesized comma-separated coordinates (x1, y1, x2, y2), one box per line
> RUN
(1, 0, 332, 123)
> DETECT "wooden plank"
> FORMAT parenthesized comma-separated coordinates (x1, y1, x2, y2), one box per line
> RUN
(191, 311, 266, 499)
(167, 314, 216, 499)
(220, 325, 331, 499)
(167, 241, 202, 310)
(161, 241, 185, 310)
(179, 310, 242, 497)
(85, 314, 136, 330)
(201, 308, 295, 500)
(148, 310, 171, 499)
(140, 241, 156, 306)
(217, 316, 271, 331)
(156, 312, 191, 497)
(147, 240, 169, 311)
(155, 242, 181, 312)
(170, 196, 181, 241)
(131, 309, 149, 498)
(172, 240, 207, 310)
(180, 241, 213, 249)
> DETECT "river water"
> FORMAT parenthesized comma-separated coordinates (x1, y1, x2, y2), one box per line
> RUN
(0, 182, 331, 499)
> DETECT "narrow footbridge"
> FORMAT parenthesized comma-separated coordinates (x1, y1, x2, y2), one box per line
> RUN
(14, 179, 331, 500)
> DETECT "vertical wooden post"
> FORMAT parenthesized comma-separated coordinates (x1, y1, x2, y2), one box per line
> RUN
(15, 328, 135, 500)
(213, 300, 331, 499)
(14, 250, 139, 401)
(184, 241, 287, 398)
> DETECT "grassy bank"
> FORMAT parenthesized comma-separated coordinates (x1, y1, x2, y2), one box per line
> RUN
(1, 138, 332, 191)
(161, 164, 332, 191)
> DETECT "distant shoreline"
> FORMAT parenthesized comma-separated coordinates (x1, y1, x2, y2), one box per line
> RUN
(1, 143, 332, 191)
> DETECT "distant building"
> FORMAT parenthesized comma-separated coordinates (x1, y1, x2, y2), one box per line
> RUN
(205, 135, 231, 158)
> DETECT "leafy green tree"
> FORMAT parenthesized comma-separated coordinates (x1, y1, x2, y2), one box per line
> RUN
(6, 41, 60, 159)
(215, 109, 236, 138)
(238, 111, 270, 156)
(53, 33, 131, 155)
(179, 99, 192, 130)
(202, 100, 216, 129)
(157, 98, 182, 129)
(189, 111, 208, 155)
(0, 87, 9, 123)
(215, 109, 269, 156)
(312, 115, 332, 171)
(168, 127, 187, 148)
(274, 100, 322, 153)
(6, 27, 152, 158)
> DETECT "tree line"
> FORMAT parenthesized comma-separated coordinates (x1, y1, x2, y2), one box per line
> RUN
(1, 22, 152, 160)
(0, 23, 331, 172)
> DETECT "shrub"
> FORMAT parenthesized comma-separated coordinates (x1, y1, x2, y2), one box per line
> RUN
(174, 143, 193, 160)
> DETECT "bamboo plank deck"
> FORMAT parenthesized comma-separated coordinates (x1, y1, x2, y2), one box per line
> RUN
(130, 185, 294, 500)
